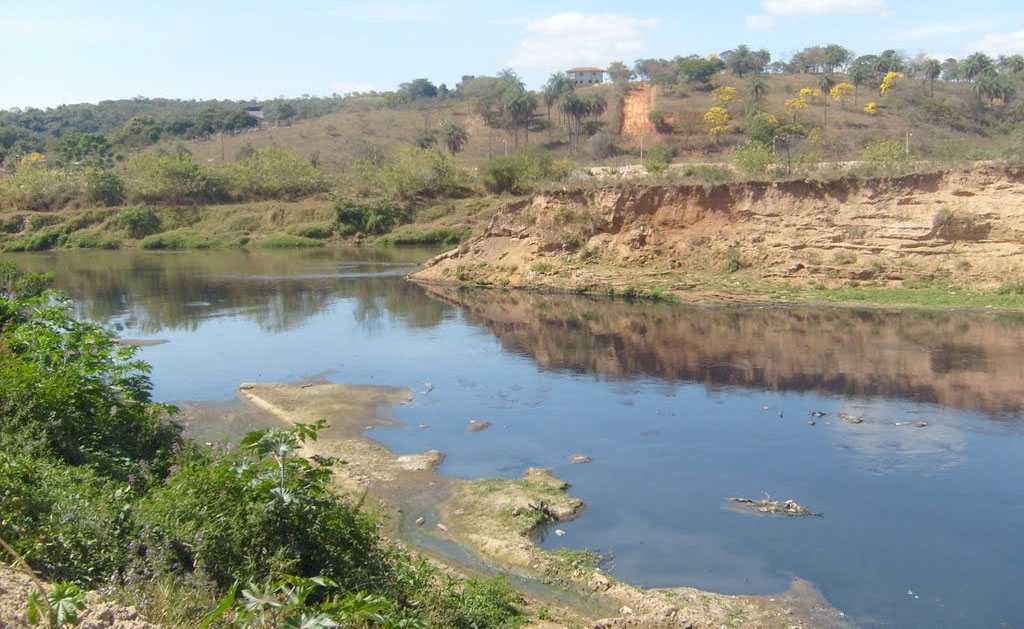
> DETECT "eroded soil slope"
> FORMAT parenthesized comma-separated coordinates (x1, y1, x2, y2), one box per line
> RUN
(412, 165, 1024, 300)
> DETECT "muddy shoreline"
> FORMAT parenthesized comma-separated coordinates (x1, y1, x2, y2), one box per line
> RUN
(179, 380, 847, 628)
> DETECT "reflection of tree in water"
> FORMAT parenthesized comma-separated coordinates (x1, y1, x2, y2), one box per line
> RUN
(426, 286, 1024, 417)
(10, 248, 446, 335)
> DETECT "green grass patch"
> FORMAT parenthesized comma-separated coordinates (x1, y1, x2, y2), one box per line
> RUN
(549, 548, 602, 569)
(138, 230, 221, 250)
(254, 234, 325, 249)
(287, 223, 335, 239)
(2, 230, 61, 252)
(804, 285, 1024, 308)
(376, 226, 470, 246)
(66, 230, 122, 250)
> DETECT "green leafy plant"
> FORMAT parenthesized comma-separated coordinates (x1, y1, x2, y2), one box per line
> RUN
(26, 582, 86, 628)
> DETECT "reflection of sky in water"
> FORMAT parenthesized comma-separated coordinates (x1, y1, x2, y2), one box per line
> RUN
(12, 249, 1024, 629)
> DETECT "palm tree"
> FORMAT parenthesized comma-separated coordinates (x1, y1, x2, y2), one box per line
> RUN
(923, 59, 942, 96)
(559, 93, 588, 151)
(849, 65, 869, 107)
(749, 77, 768, 111)
(441, 121, 468, 154)
(543, 73, 574, 137)
(962, 52, 995, 81)
(819, 74, 837, 129)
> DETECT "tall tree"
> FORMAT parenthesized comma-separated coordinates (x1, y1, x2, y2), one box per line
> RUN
(607, 61, 634, 86)
(923, 59, 942, 96)
(543, 73, 575, 135)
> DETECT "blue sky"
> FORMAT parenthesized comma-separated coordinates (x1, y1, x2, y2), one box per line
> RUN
(1, 0, 1023, 109)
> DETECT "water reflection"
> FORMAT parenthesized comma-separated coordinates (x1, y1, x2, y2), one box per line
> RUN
(424, 286, 1024, 417)
(11, 248, 447, 335)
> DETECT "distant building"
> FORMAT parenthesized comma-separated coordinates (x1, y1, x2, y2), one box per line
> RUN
(567, 67, 605, 86)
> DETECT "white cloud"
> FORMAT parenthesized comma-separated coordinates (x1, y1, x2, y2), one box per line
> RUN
(330, 81, 378, 95)
(509, 12, 660, 69)
(747, 0, 888, 30)
(967, 29, 1024, 56)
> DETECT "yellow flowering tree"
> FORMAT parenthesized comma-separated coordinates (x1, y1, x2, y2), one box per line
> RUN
(864, 101, 878, 115)
(784, 97, 809, 122)
(830, 82, 855, 109)
(799, 87, 822, 103)
(711, 86, 737, 107)
(20, 152, 45, 167)
(704, 106, 731, 141)
(879, 71, 902, 95)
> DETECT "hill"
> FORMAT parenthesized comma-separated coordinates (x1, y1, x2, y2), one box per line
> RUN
(177, 72, 1023, 172)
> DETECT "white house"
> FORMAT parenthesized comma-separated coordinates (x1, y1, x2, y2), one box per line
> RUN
(566, 67, 605, 86)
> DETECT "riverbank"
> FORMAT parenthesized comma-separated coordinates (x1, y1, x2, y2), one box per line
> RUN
(411, 164, 1024, 309)
(194, 380, 847, 628)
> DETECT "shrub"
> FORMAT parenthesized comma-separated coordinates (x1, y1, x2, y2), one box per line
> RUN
(66, 230, 122, 249)
(0, 299, 181, 480)
(0, 449, 135, 584)
(254, 234, 324, 249)
(138, 230, 220, 250)
(139, 423, 388, 591)
(734, 143, 776, 178)
(376, 146, 465, 200)
(0, 215, 25, 233)
(0, 166, 81, 211)
(333, 197, 411, 236)
(723, 247, 749, 272)
(226, 147, 328, 201)
(27, 213, 61, 231)
(862, 139, 907, 167)
(84, 168, 126, 206)
(120, 152, 228, 205)
(114, 205, 162, 238)
(480, 148, 565, 194)
(644, 143, 674, 174)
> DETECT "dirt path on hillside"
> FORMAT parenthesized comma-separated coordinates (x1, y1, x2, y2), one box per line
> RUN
(620, 84, 657, 139)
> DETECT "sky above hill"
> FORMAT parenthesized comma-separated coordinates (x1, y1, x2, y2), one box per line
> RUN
(2, 0, 1023, 109)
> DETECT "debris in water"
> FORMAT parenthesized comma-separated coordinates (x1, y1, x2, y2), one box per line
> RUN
(436, 523, 449, 532)
(915, 421, 928, 428)
(807, 420, 816, 426)
(839, 412, 864, 424)
(568, 453, 593, 464)
(809, 410, 827, 417)
(554, 529, 566, 536)
(730, 494, 821, 517)
(415, 516, 425, 527)
(421, 381, 434, 394)
(467, 420, 491, 432)
(417, 424, 430, 429)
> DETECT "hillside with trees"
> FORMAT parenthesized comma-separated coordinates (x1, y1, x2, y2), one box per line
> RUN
(1, 44, 1024, 255)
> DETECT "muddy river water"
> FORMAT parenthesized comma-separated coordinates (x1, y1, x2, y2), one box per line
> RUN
(11, 248, 1024, 628)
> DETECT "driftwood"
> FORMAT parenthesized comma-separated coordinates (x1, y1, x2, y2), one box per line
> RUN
(730, 494, 821, 517)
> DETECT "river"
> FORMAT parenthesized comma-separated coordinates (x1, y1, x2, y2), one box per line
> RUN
(9, 247, 1024, 628)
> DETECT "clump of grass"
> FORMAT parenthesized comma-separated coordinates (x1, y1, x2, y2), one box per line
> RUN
(138, 230, 221, 250)
(2, 230, 61, 252)
(288, 223, 335, 239)
(376, 226, 470, 246)
(722, 247, 749, 273)
(832, 250, 858, 265)
(254, 234, 324, 249)
(996, 279, 1024, 295)
(532, 261, 553, 274)
(66, 231, 122, 250)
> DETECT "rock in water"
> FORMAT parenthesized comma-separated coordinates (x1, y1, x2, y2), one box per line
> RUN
(568, 453, 593, 464)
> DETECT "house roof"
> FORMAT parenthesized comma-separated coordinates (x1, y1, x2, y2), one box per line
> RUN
(567, 66, 605, 73)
